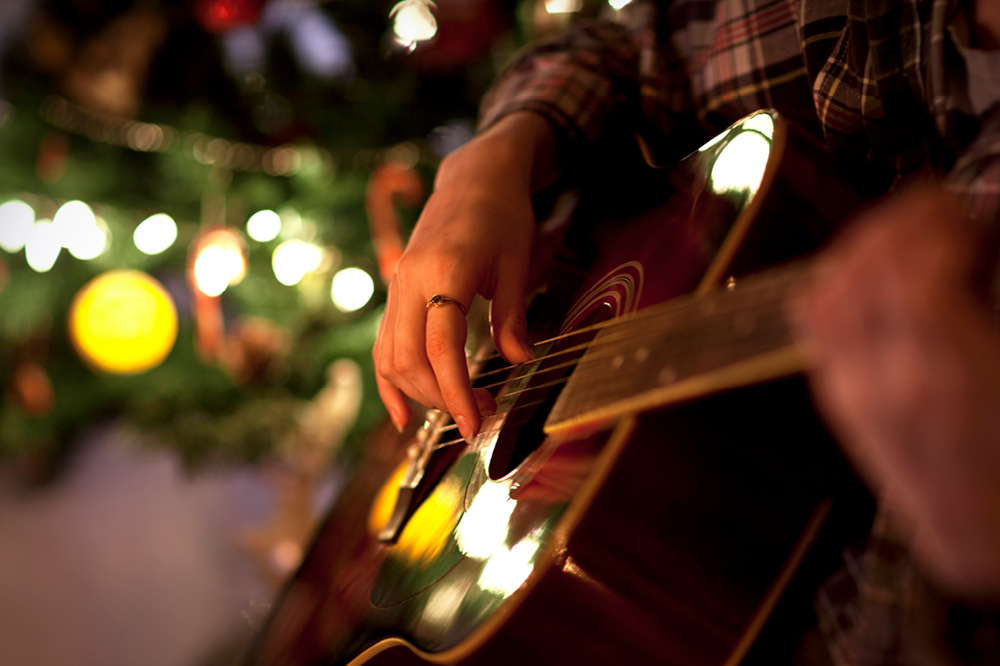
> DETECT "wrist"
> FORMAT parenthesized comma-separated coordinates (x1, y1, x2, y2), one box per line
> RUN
(437, 112, 559, 195)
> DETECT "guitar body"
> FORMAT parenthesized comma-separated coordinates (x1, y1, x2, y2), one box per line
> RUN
(246, 111, 873, 666)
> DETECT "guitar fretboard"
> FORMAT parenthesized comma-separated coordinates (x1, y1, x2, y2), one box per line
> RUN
(545, 263, 810, 433)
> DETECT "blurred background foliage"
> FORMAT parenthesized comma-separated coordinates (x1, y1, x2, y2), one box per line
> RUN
(0, 0, 602, 477)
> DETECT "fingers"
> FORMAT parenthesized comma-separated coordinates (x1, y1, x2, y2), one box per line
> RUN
(424, 297, 483, 440)
(489, 251, 533, 364)
(375, 276, 487, 440)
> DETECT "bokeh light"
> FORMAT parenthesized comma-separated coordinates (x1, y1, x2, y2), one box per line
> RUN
(192, 229, 248, 297)
(330, 267, 374, 312)
(51, 201, 109, 260)
(25, 220, 61, 272)
(194, 245, 245, 296)
(391, 0, 438, 47)
(68, 217, 110, 261)
(246, 209, 281, 242)
(545, 0, 583, 13)
(272, 240, 322, 286)
(69, 270, 178, 374)
(133, 213, 178, 255)
(0, 200, 36, 253)
(52, 200, 96, 246)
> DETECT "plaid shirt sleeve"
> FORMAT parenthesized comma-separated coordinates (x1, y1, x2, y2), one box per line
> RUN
(477, 20, 644, 149)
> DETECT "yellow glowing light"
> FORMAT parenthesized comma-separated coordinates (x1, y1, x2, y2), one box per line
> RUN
(710, 131, 771, 195)
(545, 0, 582, 13)
(272, 240, 322, 286)
(455, 482, 516, 559)
(0, 200, 36, 252)
(25, 220, 61, 272)
(133, 213, 178, 255)
(369, 462, 409, 536)
(391, 0, 438, 45)
(331, 267, 374, 312)
(369, 461, 464, 564)
(478, 539, 540, 595)
(69, 270, 178, 374)
(246, 209, 281, 242)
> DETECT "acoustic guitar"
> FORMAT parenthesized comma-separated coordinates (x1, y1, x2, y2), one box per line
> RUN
(245, 110, 875, 666)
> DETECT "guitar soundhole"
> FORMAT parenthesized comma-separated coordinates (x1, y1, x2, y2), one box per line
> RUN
(487, 303, 613, 480)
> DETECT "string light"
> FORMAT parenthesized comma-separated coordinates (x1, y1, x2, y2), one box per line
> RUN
(68, 217, 110, 261)
(192, 228, 247, 297)
(330, 267, 374, 312)
(0, 200, 36, 252)
(272, 239, 322, 286)
(25, 219, 61, 272)
(39, 96, 312, 176)
(391, 0, 438, 49)
(545, 0, 583, 13)
(53, 200, 108, 260)
(246, 209, 281, 242)
(133, 213, 178, 255)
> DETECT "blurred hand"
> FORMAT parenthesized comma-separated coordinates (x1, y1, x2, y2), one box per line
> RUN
(793, 189, 1000, 600)
(374, 112, 559, 441)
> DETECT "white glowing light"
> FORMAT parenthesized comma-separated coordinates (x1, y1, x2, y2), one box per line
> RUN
(247, 209, 281, 242)
(455, 483, 516, 559)
(698, 129, 730, 152)
(391, 0, 438, 45)
(0, 200, 36, 252)
(194, 244, 246, 297)
(545, 0, 583, 13)
(608, 0, 633, 8)
(478, 540, 540, 595)
(68, 217, 110, 260)
(272, 240, 322, 286)
(743, 113, 775, 139)
(710, 131, 771, 194)
(331, 267, 374, 312)
(53, 200, 98, 254)
(25, 220, 61, 272)
(133, 213, 178, 255)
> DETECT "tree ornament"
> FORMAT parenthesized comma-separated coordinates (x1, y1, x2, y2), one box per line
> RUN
(69, 270, 179, 374)
(196, 0, 267, 33)
(9, 361, 55, 417)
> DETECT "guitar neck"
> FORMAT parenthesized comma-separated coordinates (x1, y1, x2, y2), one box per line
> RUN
(545, 262, 810, 434)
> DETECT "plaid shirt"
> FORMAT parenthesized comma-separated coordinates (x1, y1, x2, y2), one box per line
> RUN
(480, 1, 1000, 663)
(479, 0, 1000, 226)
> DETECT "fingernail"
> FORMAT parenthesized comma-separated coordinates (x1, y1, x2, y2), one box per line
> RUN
(390, 410, 405, 433)
(455, 415, 474, 441)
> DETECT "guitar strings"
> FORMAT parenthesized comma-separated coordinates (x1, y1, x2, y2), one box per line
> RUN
(418, 270, 800, 450)
(469, 262, 808, 380)
(428, 305, 790, 450)
(474, 299, 791, 394)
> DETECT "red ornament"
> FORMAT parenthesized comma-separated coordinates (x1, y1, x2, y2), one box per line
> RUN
(10, 361, 55, 417)
(195, 0, 266, 32)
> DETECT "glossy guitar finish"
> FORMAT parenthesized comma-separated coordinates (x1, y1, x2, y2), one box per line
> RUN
(245, 111, 871, 666)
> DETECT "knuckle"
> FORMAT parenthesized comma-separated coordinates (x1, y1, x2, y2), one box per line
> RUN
(439, 382, 467, 407)
(425, 329, 455, 360)
(392, 347, 419, 375)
